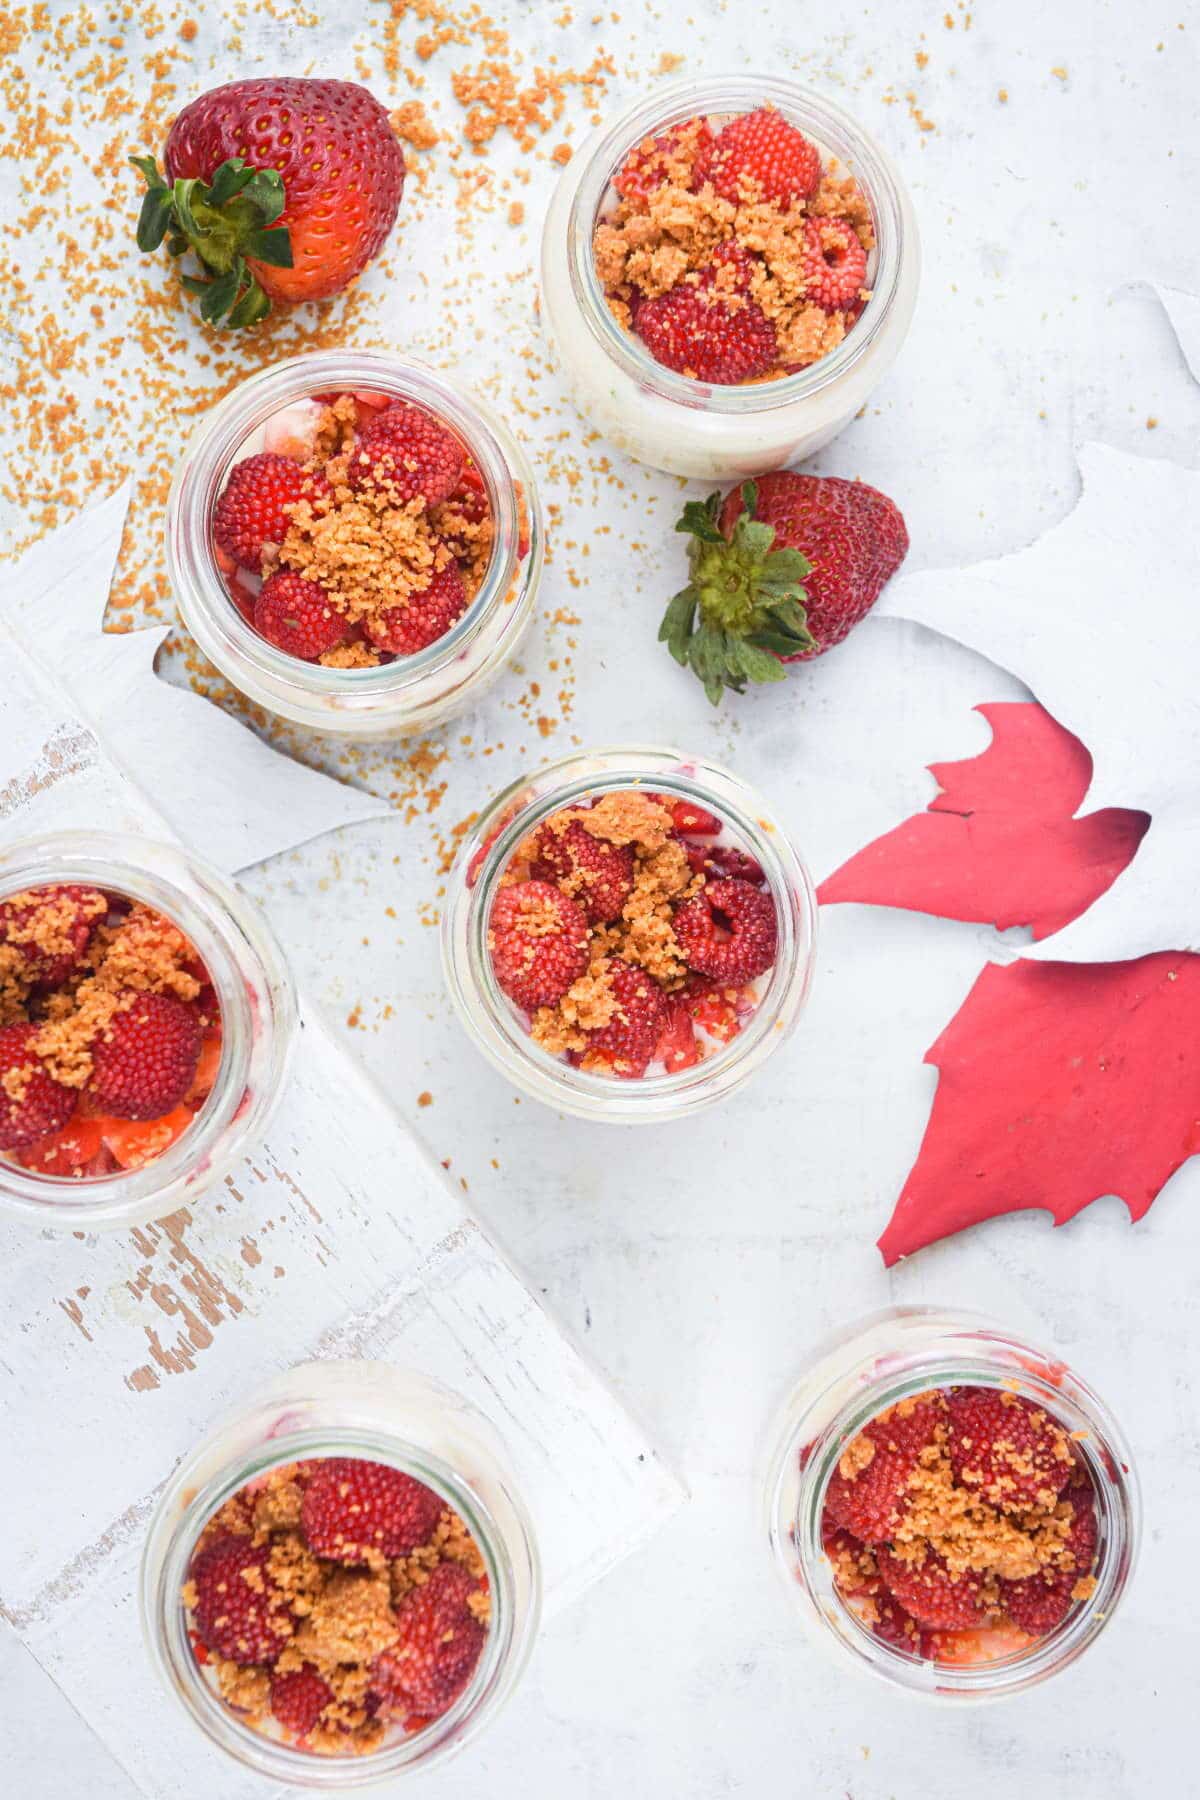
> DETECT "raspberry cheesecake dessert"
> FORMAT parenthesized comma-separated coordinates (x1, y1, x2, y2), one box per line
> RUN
(0, 834, 296, 1230)
(0, 881, 222, 1179)
(594, 107, 872, 386)
(212, 390, 497, 667)
(822, 1386, 1100, 1664)
(142, 1362, 540, 1782)
(169, 352, 542, 736)
(181, 1457, 492, 1756)
(764, 1309, 1139, 1698)
(443, 749, 816, 1119)
(541, 76, 918, 477)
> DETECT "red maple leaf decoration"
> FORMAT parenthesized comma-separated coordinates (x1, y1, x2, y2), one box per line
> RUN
(818, 700, 1200, 1262)
(817, 702, 1149, 937)
(879, 953, 1200, 1264)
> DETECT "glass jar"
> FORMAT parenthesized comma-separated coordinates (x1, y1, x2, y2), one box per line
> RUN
(167, 350, 544, 737)
(540, 74, 919, 479)
(762, 1306, 1140, 1700)
(441, 746, 817, 1120)
(0, 830, 297, 1231)
(140, 1360, 542, 1786)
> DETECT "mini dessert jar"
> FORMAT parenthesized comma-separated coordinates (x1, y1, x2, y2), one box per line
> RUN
(441, 746, 817, 1120)
(762, 1306, 1140, 1700)
(167, 349, 544, 737)
(540, 74, 919, 479)
(140, 1360, 542, 1786)
(0, 830, 296, 1231)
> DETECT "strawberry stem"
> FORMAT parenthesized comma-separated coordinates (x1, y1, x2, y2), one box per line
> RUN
(130, 153, 293, 328)
(659, 484, 815, 704)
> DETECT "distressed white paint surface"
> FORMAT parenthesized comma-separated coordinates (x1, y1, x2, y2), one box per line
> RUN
(3, 3, 1200, 1799)
(0, 615, 683, 1799)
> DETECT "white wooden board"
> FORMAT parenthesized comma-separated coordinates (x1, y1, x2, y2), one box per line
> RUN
(0, 604, 684, 1799)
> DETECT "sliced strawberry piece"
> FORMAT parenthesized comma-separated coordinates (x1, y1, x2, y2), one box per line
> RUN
(656, 995, 700, 1073)
(668, 799, 721, 835)
(18, 1117, 104, 1175)
(99, 1105, 195, 1169)
(190, 1533, 294, 1666)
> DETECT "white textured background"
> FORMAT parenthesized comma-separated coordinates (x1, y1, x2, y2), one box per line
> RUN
(4, 1, 1200, 1795)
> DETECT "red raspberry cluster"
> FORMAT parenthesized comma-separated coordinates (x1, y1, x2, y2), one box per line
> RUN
(486, 789, 778, 1080)
(185, 1455, 489, 1753)
(0, 883, 222, 1177)
(821, 1385, 1099, 1661)
(599, 106, 872, 385)
(212, 390, 497, 665)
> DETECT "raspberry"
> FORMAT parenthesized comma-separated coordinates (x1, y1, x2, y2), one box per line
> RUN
(697, 107, 822, 206)
(346, 401, 464, 505)
(254, 570, 348, 661)
(874, 1543, 989, 1630)
(672, 876, 777, 983)
(300, 1457, 443, 1563)
(531, 820, 634, 923)
(0, 883, 107, 986)
(370, 1562, 486, 1720)
(270, 1663, 334, 1737)
(1001, 1491, 1097, 1634)
(190, 1534, 294, 1666)
(700, 844, 766, 885)
(637, 265, 778, 384)
(364, 561, 468, 656)
(823, 1397, 942, 1543)
(489, 880, 590, 1012)
(214, 453, 329, 570)
(801, 214, 869, 313)
(0, 1023, 76, 1151)
(584, 959, 670, 1077)
(89, 990, 201, 1120)
(638, 281, 777, 386)
(945, 1387, 1073, 1514)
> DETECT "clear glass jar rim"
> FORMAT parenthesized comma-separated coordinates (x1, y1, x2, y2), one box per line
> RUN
(146, 1430, 526, 1785)
(445, 745, 817, 1114)
(0, 831, 294, 1226)
(168, 349, 542, 699)
(566, 74, 910, 413)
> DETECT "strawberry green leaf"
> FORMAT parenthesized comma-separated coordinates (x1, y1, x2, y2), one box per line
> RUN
(662, 486, 812, 701)
(199, 266, 242, 323)
(244, 226, 293, 268)
(135, 185, 174, 252)
(659, 587, 698, 666)
(226, 278, 273, 329)
(675, 494, 724, 543)
(205, 157, 258, 207)
(129, 148, 292, 328)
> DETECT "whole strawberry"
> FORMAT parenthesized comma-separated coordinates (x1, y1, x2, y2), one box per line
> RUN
(660, 472, 908, 703)
(131, 78, 405, 327)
